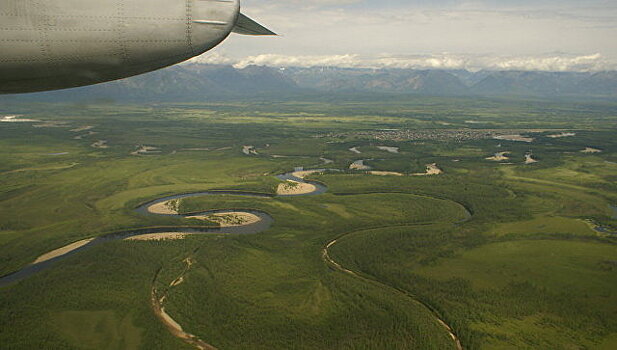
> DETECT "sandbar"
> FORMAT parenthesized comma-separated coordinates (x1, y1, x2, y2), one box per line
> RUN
(413, 163, 442, 176)
(186, 212, 261, 227)
(147, 201, 179, 215)
(377, 146, 399, 153)
(493, 134, 534, 143)
(91, 140, 109, 149)
(277, 181, 317, 195)
(131, 145, 160, 155)
(1, 115, 40, 123)
(126, 232, 188, 241)
(33, 238, 95, 264)
(525, 154, 538, 164)
(581, 147, 602, 153)
(70, 125, 94, 132)
(292, 170, 322, 179)
(486, 152, 510, 161)
(369, 171, 404, 176)
(350, 160, 371, 170)
(242, 145, 258, 155)
(547, 132, 576, 138)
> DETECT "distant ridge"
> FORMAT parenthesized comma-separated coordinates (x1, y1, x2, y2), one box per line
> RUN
(2, 64, 616, 102)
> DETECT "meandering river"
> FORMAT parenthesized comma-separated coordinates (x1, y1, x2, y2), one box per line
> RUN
(0, 168, 465, 350)
(0, 170, 325, 287)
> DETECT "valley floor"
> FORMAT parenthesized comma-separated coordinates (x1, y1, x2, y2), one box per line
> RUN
(0, 97, 616, 349)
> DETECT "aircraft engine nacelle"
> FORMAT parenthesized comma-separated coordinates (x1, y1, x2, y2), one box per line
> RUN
(0, 0, 273, 94)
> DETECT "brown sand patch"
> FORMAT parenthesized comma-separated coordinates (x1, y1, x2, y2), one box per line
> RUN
(186, 212, 261, 227)
(369, 171, 404, 176)
(525, 154, 538, 164)
(151, 277, 216, 350)
(91, 140, 109, 149)
(33, 238, 95, 264)
(1, 115, 39, 123)
(160, 306, 184, 332)
(126, 232, 188, 241)
(413, 163, 442, 176)
(277, 181, 317, 195)
(377, 146, 399, 153)
(425, 163, 443, 175)
(486, 152, 511, 161)
(34, 122, 69, 128)
(493, 134, 534, 143)
(170, 276, 185, 287)
(292, 170, 322, 179)
(74, 131, 98, 140)
(147, 200, 179, 215)
(242, 145, 258, 155)
(131, 145, 160, 155)
(70, 125, 94, 132)
(350, 160, 371, 170)
(581, 147, 602, 153)
(547, 132, 576, 138)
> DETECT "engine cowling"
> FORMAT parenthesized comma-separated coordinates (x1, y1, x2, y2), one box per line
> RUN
(0, 0, 270, 94)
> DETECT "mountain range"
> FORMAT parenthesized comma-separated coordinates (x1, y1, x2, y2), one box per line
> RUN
(2, 64, 616, 102)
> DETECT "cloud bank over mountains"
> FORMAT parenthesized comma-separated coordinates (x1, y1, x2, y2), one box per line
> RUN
(211, 0, 617, 72)
(189, 52, 615, 72)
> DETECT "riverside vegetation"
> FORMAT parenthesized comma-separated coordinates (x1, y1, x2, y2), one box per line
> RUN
(0, 96, 616, 349)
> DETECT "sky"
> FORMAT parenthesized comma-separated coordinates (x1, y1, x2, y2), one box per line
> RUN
(191, 0, 617, 71)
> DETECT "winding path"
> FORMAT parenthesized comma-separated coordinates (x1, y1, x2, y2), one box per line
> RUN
(152, 260, 218, 350)
(0, 170, 465, 350)
(323, 229, 464, 350)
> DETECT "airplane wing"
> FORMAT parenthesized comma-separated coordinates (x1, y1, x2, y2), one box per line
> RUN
(233, 13, 277, 36)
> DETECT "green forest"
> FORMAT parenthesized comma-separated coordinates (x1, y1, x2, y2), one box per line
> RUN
(0, 96, 616, 349)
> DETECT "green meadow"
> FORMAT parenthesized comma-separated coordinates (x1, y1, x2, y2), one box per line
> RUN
(0, 96, 616, 349)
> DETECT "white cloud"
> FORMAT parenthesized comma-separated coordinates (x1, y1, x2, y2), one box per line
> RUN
(188, 52, 616, 72)
(188, 52, 236, 65)
(486, 53, 608, 72)
(235, 54, 360, 68)
(222, 1, 617, 68)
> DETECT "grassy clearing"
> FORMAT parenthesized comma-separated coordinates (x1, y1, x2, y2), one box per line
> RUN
(488, 216, 597, 237)
(53, 310, 142, 350)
